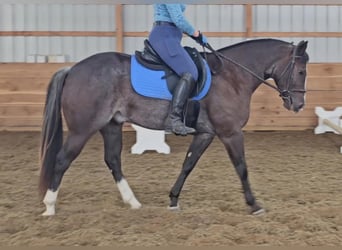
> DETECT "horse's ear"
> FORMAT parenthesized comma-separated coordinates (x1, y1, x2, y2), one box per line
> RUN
(296, 40, 308, 56)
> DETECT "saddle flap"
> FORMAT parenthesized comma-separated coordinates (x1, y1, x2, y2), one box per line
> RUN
(184, 46, 207, 96)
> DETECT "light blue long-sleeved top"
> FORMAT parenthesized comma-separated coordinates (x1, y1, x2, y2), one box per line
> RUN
(153, 4, 195, 36)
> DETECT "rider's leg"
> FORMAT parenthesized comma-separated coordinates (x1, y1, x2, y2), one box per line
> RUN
(149, 25, 199, 135)
(165, 72, 196, 135)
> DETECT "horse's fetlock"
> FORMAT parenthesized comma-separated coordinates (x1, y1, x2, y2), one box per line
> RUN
(43, 189, 59, 205)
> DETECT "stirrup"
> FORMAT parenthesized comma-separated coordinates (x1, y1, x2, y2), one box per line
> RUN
(165, 120, 196, 136)
(176, 126, 196, 136)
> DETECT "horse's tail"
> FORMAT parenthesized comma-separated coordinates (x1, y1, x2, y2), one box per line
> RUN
(39, 67, 70, 196)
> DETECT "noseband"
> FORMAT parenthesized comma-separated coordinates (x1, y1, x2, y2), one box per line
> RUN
(204, 43, 306, 103)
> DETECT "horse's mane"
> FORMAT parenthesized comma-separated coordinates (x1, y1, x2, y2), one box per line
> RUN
(216, 38, 292, 53)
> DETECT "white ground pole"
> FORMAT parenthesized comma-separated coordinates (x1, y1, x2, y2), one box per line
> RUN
(314, 106, 342, 153)
(131, 124, 170, 154)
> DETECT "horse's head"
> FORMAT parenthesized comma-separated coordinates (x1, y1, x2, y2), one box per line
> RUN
(270, 40, 309, 112)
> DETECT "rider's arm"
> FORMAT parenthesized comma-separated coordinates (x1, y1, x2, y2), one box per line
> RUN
(165, 4, 199, 37)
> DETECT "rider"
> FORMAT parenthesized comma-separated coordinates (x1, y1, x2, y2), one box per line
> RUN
(149, 4, 208, 136)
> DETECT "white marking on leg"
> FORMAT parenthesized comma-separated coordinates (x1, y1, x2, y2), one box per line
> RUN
(117, 178, 142, 209)
(42, 189, 59, 216)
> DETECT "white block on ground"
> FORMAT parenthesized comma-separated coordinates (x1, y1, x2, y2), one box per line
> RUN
(26, 55, 36, 63)
(48, 55, 66, 63)
(36, 55, 47, 63)
(314, 106, 342, 134)
(131, 124, 170, 154)
(315, 106, 342, 154)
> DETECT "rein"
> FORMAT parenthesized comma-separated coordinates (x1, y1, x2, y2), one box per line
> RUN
(202, 43, 305, 100)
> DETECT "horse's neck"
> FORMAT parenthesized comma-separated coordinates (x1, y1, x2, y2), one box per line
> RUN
(215, 50, 269, 88)
(210, 44, 287, 96)
(224, 43, 287, 79)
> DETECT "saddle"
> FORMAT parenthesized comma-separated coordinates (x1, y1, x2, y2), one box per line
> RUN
(134, 39, 208, 97)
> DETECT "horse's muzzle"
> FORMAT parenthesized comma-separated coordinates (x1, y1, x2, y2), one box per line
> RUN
(280, 90, 305, 113)
(283, 99, 304, 113)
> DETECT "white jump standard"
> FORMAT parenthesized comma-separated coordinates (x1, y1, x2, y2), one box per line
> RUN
(131, 124, 170, 154)
(314, 106, 342, 153)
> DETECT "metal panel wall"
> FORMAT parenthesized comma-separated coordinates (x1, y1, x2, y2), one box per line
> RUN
(0, 3, 116, 62)
(1, 4, 341, 62)
(253, 5, 342, 62)
(122, 5, 245, 54)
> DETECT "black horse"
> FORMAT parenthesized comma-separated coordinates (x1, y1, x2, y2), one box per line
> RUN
(39, 39, 309, 216)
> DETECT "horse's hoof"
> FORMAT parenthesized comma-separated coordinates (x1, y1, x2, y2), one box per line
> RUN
(168, 204, 180, 211)
(129, 200, 142, 210)
(250, 203, 265, 215)
(42, 210, 55, 216)
(252, 208, 265, 215)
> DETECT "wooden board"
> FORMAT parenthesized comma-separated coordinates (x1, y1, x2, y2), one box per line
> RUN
(0, 63, 341, 131)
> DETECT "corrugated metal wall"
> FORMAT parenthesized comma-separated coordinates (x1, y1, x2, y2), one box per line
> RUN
(1, 4, 341, 62)
(0, 3, 116, 62)
(121, 5, 246, 56)
(253, 5, 342, 62)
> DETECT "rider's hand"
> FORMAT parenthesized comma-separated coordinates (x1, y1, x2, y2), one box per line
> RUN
(200, 33, 208, 45)
(191, 31, 208, 46)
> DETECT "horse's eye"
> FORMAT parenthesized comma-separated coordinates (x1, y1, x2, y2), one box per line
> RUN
(298, 70, 305, 75)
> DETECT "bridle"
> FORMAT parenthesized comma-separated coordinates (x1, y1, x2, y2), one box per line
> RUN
(203, 43, 306, 103)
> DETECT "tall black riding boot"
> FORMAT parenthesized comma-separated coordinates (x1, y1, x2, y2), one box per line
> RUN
(165, 72, 196, 136)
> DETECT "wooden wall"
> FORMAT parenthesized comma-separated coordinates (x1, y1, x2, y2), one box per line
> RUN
(0, 62, 341, 131)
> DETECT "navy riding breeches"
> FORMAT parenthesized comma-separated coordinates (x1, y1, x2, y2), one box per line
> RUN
(149, 24, 199, 81)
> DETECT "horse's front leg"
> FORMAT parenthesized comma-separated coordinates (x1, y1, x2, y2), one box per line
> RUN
(169, 133, 215, 210)
(219, 130, 264, 215)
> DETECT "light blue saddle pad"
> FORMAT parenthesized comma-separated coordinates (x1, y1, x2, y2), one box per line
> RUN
(130, 56, 211, 101)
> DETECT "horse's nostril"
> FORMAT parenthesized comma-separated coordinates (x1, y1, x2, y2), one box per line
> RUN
(295, 103, 305, 112)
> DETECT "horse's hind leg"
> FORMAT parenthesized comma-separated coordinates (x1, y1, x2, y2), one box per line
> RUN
(43, 133, 89, 216)
(100, 121, 141, 209)
(219, 131, 264, 215)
